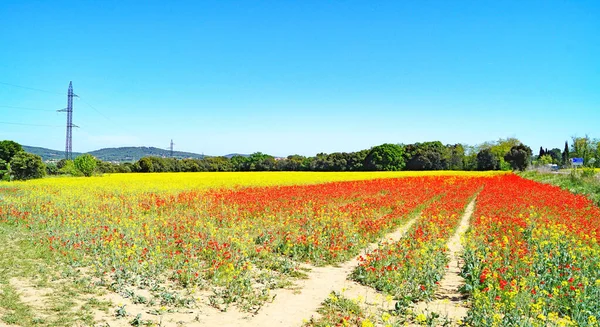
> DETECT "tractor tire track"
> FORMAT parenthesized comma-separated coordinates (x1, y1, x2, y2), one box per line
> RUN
(412, 198, 476, 325)
(245, 215, 420, 327)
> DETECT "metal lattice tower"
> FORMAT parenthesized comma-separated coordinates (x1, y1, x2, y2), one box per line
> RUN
(170, 139, 174, 157)
(58, 81, 77, 160)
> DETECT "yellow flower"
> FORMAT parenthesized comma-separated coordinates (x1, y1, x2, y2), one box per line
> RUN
(382, 312, 391, 322)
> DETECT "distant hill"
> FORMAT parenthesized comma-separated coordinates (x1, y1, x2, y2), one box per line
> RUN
(223, 153, 250, 159)
(23, 145, 208, 162)
(22, 145, 82, 161)
(88, 147, 206, 162)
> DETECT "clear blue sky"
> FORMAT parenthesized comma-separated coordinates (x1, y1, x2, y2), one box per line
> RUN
(1, 1, 599, 156)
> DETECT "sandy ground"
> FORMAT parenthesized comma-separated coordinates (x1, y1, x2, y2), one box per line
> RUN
(412, 198, 475, 325)
(246, 216, 419, 327)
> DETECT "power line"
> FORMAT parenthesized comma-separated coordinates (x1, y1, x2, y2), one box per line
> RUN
(0, 105, 59, 112)
(78, 97, 114, 123)
(0, 81, 63, 95)
(1, 81, 118, 124)
(0, 121, 63, 128)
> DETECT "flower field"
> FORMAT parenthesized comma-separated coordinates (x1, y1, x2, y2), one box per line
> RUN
(1, 172, 599, 326)
(351, 176, 483, 304)
(462, 174, 600, 327)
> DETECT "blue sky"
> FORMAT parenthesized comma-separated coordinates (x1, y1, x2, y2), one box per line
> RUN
(1, 1, 599, 156)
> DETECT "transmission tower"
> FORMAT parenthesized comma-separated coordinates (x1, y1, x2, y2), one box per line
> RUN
(58, 81, 78, 160)
(170, 139, 174, 157)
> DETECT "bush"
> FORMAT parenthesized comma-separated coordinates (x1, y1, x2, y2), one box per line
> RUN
(364, 143, 405, 171)
(476, 149, 499, 170)
(504, 144, 533, 171)
(10, 152, 46, 180)
(74, 154, 97, 177)
(59, 160, 82, 176)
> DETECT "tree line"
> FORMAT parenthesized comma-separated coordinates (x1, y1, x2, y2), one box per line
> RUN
(1, 140, 97, 181)
(4, 136, 598, 181)
(535, 136, 600, 168)
(53, 138, 536, 175)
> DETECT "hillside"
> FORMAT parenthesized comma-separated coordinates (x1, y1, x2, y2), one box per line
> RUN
(88, 147, 206, 162)
(23, 145, 208, 162)
(22, 145, 82, 161)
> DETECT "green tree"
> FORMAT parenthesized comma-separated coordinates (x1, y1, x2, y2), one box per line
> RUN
(595, 141, 600, 168)
(479, 138, 521, 171)
(10, 152, 46, 180)
(404, 141, 449, 170)
(245, 152, 275, 171)
(562, 141, 570, 166)
(46, 163, 59, 175)
(547, 148, 562, 164)
(0, 140, 24, 163)
(136, 157, 155, 172)
(364, 143, 405, 171)
(230, 155, 250, 171)
(59, 160, 82, 176)
(504, 144, 532, 171)
(476, 149, 499, 171)
(538, 155, 553, 165)
(0, 160, 10, 181)
(74, 154, 97, 177)
(571, 136, 594, 167)
(448, 144, 465, 170)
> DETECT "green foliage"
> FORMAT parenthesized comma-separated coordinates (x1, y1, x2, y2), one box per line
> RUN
(21, 145, 78, 162)
(0, 160, 10, 181)
(570, 135, 598, 167)
(22, 145, 205, 162)
(0, 140, 23, 163)
(58, 160, 81, 176)
(276, 154, 307, 171)
(563, 141, 570, 165)
(476, 149, 499, 170)
(9, 152, 46, 180)
(547, 148, 562, 164)
(137, 157, 155, 172)
(483, 137, 522, 171)
(311, 151, 368, 171)
(448, 144, 465, 170)
(18, 137, 555, 176)
(230, 155, 249, 171)
(404, 141, 449, 170)
(504, 144, 532, 171)
(74, 154, 97, 177)
(364, 143, 405, 171)
(538, 154, 553, 165)
(247, 152, 276, 171)
(45, 163, 59, 175)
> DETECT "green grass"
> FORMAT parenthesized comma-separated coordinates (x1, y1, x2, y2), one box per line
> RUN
(0, 225, 101, 327)
(520, 170, 600, 205)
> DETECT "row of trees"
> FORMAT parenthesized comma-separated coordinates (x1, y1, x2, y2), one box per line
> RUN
(0, 140, 46, 181)
(536, 136, 600, 167)
(1, 140, 101, 180)
(88, 138, 532, 174)
(10, 136, 598, 180)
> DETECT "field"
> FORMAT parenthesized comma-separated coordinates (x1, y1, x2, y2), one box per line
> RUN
(1, 172, 599, 327)
(520, 170, 600, 206)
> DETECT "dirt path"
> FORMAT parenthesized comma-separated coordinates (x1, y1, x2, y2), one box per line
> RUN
(0, 216, 421, 327)
(412, 198, 475, 325)
(244, 215, 419, 327)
